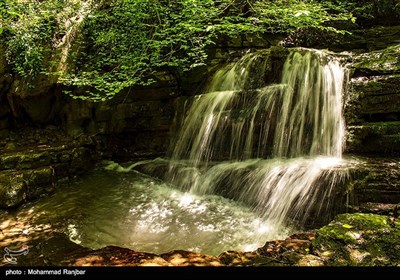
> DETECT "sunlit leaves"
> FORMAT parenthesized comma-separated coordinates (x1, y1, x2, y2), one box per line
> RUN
(2, 0, 80, 79)
(60, 0, 226, 100)
(342, 223, 354, 229)
(2, 0, 360, 101)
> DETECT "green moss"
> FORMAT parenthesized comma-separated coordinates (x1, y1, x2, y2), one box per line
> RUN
(23, 167, 55, 200)
(0, 172, 26, 208)
(354, 44, 400, 74)
(313, 213, 400, 266)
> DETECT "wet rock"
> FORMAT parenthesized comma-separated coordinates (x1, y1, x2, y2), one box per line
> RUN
(346, 122, 400, 155)
(350, 75, 400, 118)
(72, 246, 171, 267)
(256, 231, 314, 266)
(0, 151, 52, 170)
(347, 157, 400, 205)
(218, 250, 279, 266)
(353, 202, 400, 216)
(345, 47, 400, 156)
(296, 254, 325, 266)
(160, 250, 222, 266)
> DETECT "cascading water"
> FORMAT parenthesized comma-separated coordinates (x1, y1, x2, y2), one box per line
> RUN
(171, 49, 344, 162)
(166, 48, 347, 238)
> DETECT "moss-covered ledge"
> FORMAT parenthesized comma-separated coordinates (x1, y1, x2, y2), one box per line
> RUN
(0, 128, 98, 209)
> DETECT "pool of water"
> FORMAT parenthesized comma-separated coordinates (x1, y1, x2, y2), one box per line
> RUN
(1, 168, 291, 256)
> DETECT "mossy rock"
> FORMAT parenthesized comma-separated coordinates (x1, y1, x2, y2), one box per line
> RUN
(23, 167, 56, 200)
(313, 213, 400, 266)
(355, 26, 400, 51)
(0, 172, 26, 208)
(349, 75, 400, 117)
(0, 151, 51, 170)
(353, 44, 400, 76)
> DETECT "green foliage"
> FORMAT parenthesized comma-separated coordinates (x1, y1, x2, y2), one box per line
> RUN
(2, 0, 365, 101)
(251, 1, 354, 34)
(1, 0, 65, 79)
(61, 0, 226, 101)
(317, 0, 400, 23)
(60, 0, 358, 101)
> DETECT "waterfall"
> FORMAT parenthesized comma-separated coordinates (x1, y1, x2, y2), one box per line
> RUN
(166, 48, 347, 240)
(0, 48, 350, 257)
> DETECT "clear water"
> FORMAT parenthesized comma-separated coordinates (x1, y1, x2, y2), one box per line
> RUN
(0, 169, 290, 256)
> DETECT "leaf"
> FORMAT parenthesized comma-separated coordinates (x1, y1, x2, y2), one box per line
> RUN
(294, 11, 310, 17)
(7, 10, 23, 19)
(342, 223, 353, 229)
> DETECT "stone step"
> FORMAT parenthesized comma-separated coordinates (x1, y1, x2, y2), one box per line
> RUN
(346, 156, 400, 207)
(346, 122, 400, 155)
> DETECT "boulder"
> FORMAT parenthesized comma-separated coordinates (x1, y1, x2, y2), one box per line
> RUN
(312, 213, 400, 266)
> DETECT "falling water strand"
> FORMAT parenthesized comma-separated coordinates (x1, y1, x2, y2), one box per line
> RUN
(167, 48, 347, 241)
(273, 50, 345, 158)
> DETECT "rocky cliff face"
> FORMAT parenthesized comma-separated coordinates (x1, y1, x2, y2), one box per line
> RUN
(346, 37, 400, 156)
